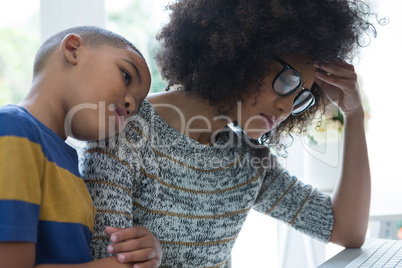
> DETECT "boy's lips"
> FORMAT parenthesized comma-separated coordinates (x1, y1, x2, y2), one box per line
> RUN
(115, 105, 127, 119)
(114, 105, 127, 129)
(260, 113, 278, 130)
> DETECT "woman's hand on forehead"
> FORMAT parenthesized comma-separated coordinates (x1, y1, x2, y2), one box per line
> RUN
(314, 60, 363, 117)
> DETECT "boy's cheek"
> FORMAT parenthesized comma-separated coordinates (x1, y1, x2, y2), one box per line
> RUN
(67, 107, 125, 141)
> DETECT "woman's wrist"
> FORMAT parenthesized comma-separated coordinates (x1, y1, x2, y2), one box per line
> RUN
(344, 107, 365, 124)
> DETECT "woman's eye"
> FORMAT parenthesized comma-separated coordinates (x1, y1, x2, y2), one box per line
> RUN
(122, 70, 132, 86)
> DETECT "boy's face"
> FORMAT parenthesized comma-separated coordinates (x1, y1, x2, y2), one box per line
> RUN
(66, 44, 151, 141)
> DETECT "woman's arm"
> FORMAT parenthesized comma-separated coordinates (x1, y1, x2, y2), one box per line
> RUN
(314, 61, 371, 247)
(331, 109, 370, 247)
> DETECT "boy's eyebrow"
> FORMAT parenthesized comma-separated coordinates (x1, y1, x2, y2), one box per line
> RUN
(122, 58, 141, 83)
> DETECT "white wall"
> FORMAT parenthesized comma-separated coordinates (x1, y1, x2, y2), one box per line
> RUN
(357, 0, 402, 191)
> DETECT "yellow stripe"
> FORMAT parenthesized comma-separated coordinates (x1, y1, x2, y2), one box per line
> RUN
(133, 201, 252, 219)
(86, 141, 261, 194)
(94, 232, 238, 249)
(160, 234, 238, 247)
(85, 179, 132, 195)
(204, 261, 227, 268)
(204, 262, 227, 268)
(139, 167, 261, 194)
(150, 146, 245, 172)
(83, 148, 136, 176)
(127, 122, 246, 172)
(0, 136, 43, 204)
(255, 170, 284, 202)
(40, 160, 95, 231)
(265, 179, 297, 215)
(96, 209, 132, 219)
(0, 136, 95, 231)
(289, 188, 312, 225)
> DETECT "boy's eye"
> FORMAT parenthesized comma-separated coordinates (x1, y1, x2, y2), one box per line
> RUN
(122, 70, 132, 86)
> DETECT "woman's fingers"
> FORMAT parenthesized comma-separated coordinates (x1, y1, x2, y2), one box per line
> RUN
(314, 75, 343, 104)
(314, 60, 363, 116)
(315, 69, 357, 94)
(314, 60, 355, 78)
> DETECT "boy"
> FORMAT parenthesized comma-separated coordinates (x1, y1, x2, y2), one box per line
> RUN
(0, 26, 161, 267)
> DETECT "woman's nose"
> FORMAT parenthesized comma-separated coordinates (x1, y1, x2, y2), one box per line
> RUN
(274, 94, 294, 118)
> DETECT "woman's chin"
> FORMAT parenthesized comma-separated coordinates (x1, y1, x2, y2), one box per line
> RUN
(245, 130, 265, 140)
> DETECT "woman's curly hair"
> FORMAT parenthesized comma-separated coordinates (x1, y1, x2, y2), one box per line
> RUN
(155, 0, 379, 151)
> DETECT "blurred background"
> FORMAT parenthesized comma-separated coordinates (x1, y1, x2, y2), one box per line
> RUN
(0, 0, 401, 267)
(0, 0, 169, 102)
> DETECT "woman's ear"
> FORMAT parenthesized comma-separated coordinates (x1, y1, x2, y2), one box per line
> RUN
(60, 33, 84, 65)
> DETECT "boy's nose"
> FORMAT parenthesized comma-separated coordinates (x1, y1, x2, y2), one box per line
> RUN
(124, 96, 135, 116)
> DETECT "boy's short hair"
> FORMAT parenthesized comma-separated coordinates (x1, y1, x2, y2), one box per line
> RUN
(33, 25, 144, 77)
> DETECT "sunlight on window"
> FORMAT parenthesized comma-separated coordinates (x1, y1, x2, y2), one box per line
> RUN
(0, 0, 40, 105)
(0, 1, 39, 28)
(357, 0, 402, 190)
(105, 0, 169, 93)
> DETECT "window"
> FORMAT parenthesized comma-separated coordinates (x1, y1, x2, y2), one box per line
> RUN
(105, 0, 169, 93)
(0, 0, 40, 105)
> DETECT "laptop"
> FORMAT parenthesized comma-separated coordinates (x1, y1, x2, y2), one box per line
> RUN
(345, 239, 402, 267)
(318, 238, 402, 268)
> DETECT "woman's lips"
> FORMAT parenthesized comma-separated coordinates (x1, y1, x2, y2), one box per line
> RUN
(260, 113, 277, 130)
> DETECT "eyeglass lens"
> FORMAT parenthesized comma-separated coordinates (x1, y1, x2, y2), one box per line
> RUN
(273, 59, 316, 116)
(292, 90, 315, 116)
(273, 68, 300, 96)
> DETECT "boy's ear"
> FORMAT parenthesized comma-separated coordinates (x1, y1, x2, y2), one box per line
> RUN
(60, 33, 84, 65)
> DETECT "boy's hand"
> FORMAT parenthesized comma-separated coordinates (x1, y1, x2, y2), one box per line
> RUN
(105, 226, 162, 268)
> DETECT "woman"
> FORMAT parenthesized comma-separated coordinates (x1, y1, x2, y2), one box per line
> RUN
(80, 0, 377, 266)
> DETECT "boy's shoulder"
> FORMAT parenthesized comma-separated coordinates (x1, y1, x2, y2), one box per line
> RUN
(0, 104, 78, 168)
(0, 104, 34, 124)
(0, 104, 43, 139)
(1, 104, 29, 117)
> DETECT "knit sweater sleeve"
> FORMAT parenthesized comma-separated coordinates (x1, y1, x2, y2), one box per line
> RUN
(253, 154, 334, 242)
(78, 136, 136, 260)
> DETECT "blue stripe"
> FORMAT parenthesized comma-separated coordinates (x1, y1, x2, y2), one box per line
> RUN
(0, 105, 80, 177)
(36, 221, 93, 264)
(0, 200, 40, 242)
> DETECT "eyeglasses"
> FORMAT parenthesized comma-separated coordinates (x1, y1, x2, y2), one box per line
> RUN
(272, 58, 315, 116)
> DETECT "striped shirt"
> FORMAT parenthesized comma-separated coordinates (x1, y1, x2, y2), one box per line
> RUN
(0, 105, 95, 265)
(79, 100, 333, 268)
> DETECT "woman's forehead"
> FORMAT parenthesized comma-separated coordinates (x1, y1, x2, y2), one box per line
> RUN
(284, 56, 316, 88)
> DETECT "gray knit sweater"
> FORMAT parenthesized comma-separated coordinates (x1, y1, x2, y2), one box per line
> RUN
(79, 100, 333, 268)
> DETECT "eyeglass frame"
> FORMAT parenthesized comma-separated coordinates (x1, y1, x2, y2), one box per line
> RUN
(272, 58, 316, 116)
